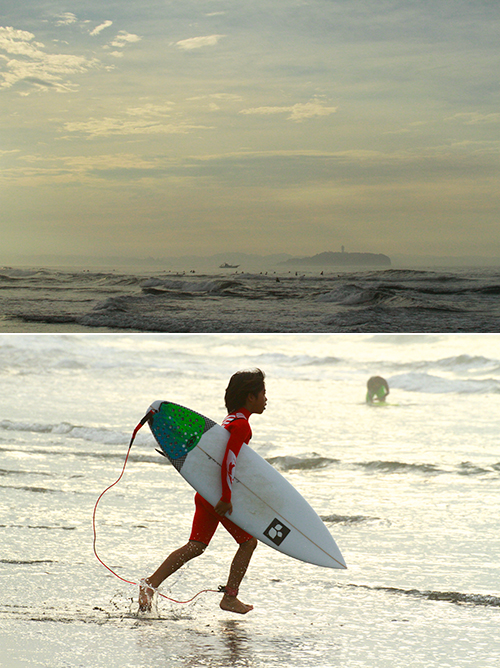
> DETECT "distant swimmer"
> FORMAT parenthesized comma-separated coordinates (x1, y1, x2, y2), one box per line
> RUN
(366, 376, 389, 404)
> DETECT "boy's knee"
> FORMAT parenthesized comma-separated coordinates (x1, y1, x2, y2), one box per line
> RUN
(243, 537, 258, 553)
(187, 540, 207, 557)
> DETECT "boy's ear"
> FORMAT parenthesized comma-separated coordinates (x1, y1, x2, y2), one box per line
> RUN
(245, 392, 257, 407)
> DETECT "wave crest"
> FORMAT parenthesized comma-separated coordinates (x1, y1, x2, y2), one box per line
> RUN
(266, 453, 339, 471)
(346, 583, 500, 608)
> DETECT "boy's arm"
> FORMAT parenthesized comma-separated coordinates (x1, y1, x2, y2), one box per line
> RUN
(214, 419, 251, 515)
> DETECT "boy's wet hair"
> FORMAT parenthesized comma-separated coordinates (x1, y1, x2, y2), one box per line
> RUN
(367, 376, 389, 393)
(225, 368, 265, 413)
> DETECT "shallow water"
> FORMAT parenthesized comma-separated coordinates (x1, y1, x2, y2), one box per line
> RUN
(1, 333, 500, 666)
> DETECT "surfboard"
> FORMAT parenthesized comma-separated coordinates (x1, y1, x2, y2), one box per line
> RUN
(366, 401, 399, 407)
(146, 400, 346, 570)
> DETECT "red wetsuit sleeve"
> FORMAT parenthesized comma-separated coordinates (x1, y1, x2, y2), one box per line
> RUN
(220, 417, 251, 503)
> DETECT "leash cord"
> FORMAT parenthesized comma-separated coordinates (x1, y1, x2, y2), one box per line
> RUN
(92, 413, 219, 605)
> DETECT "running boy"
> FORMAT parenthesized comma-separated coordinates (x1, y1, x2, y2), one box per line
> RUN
(139, 369, 266, 614)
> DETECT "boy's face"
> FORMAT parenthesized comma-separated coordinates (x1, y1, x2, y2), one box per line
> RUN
(246, 386, 267, 414)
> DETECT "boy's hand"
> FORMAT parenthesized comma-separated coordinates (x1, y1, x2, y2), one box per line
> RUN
(214, 499, 233, 516)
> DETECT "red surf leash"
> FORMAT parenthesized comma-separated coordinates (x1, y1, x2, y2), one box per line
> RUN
(92, 411, 219, 605)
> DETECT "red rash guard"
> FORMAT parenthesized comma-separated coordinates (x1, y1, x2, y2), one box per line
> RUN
(188, 407, 254, 545)
(220, 407, 252, 503)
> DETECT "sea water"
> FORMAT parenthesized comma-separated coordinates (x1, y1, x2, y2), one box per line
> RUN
(2, 265, 500, 332)
(1, 333, 499, 667)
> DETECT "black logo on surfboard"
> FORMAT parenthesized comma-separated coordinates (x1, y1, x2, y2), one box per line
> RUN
(263, 518, 291, 546)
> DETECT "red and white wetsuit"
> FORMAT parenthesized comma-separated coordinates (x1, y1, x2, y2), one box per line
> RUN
(189, 407, 253, 546)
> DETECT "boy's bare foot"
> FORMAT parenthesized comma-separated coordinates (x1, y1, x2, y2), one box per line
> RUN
(219, 594, 254, 614)
(138, 580, 154, 612)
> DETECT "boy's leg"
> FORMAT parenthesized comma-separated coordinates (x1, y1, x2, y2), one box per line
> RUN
(139, 540, 206, 611)
(220, 537, 258, 614)
(139, 494, 220, 611)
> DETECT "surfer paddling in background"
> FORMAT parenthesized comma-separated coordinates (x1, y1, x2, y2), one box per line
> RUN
(139, 369, 266, 615)
(366, 376, 390, 404)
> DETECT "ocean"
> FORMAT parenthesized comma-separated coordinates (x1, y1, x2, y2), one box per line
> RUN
(2, 265, 500, 333)
(1, 333, 499, 667)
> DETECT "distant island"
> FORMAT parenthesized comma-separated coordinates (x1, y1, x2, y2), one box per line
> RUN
(281, 251, 391, 267)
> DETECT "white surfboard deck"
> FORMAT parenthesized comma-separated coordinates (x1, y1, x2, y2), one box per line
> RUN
(147, 400, 346, 570)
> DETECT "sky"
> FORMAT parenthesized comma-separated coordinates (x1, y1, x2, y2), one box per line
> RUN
(1, 0, 500, 262)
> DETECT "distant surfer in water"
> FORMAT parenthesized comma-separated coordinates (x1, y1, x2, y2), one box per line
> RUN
(366, 376, 389, 404)
(139, 369, 266, 615)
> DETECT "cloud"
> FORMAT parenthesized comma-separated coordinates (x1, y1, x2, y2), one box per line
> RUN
(90, 21, 113, 37)
(125, 103, 175, 117)
(0, 23, 142, 91)
(110, 31, 142, 48)
(0, 26, 44, 58)
(54, 13, 77, 27)
(62, 103, 212, 137)
(446, 112, 500, 125)
(0, 151, 173, 186)
(240, 100, 338, 122)
(175, 35, 226, 50)
(0, 26, 99, 93)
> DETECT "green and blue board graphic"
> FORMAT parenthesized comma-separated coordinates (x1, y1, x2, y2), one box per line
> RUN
(148, 401, 216, 470)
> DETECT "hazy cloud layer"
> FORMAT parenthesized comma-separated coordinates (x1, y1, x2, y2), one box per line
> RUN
(1, 0, 499, 260)
(240, 100, 338, 122)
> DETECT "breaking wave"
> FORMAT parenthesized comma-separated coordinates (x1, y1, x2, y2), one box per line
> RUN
(266, 453, 339, 471)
